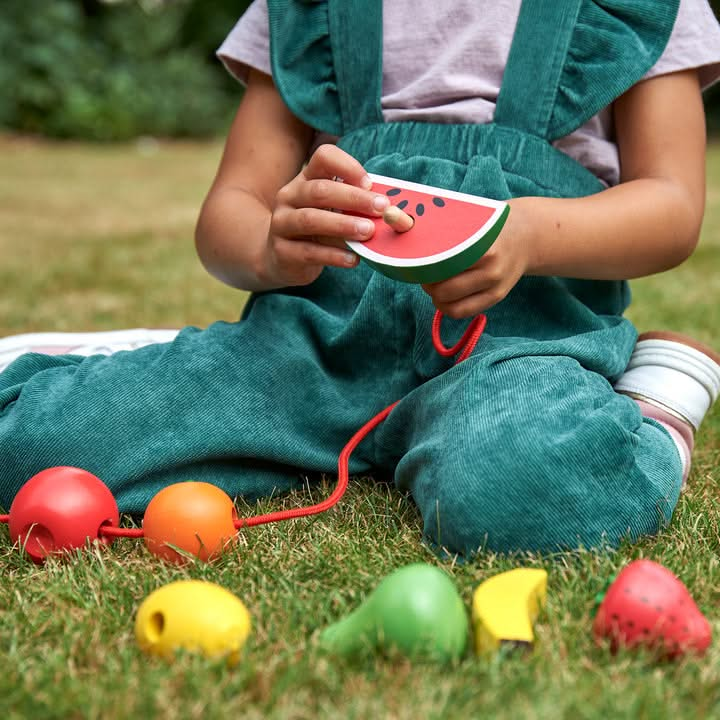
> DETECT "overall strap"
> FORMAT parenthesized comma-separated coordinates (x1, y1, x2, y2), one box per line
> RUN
(494, 0, 583, 139)
(327, 0, 385, 133)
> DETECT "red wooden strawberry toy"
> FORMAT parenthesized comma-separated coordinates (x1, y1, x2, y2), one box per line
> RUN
(593, 559, 712, 659)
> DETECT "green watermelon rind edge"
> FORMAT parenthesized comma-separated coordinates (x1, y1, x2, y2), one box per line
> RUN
(358, 203, 510, 284)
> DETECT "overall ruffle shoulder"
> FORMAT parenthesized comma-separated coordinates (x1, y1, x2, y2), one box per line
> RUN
(267, 0, 343, 135)
(267, 0, 680, 141)
(549, 0, 680, 140)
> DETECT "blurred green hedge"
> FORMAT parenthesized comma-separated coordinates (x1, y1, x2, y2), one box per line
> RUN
(0, 0, 250, 141)
(1, 0, 718, 141)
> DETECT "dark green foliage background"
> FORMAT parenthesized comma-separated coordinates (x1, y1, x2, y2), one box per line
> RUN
(0, 0, 251, 140)
(0, 0, 718, 140)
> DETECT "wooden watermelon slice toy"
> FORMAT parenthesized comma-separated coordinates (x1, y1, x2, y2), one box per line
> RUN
(346, 173, 510, 284)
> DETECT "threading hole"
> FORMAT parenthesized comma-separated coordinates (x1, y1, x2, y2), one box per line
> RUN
(98, 519, 115, 546)
(21, 523, 55, 561)
(146, 611, 165, 643)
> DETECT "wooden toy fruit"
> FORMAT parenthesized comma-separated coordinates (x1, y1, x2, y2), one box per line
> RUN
(135, 580, 251, 664)
(142, 481, 237, 563)
(592, 559, 711, 658)
(471, 568, 547, 654)
(319, 563, 468, 662)
(346, 173, 509, 283)
(8, 466, 119, 563)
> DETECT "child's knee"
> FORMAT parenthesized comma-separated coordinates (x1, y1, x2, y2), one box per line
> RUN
(409, 421, 677, 555)
(416, 448, 559, 555)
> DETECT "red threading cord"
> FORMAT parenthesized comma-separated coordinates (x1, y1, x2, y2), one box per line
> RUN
(101, 525, 143, 538)
(2, 312, 485, 539)
(231, 310, 487, 530)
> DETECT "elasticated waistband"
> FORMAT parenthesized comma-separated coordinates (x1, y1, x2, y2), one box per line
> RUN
(338, 121, 605, 200)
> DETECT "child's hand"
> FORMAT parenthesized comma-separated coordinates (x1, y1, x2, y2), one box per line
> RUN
(421, 198, 532, 318)
(263, 145, 390, 286)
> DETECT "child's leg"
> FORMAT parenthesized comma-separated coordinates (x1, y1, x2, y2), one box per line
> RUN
(0, 315, 383, 513)
(614, 331, 720, 485)
(374, 352, 684, 555)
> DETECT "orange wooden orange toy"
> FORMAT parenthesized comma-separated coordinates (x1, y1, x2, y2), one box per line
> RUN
(142, 481, 238, 563)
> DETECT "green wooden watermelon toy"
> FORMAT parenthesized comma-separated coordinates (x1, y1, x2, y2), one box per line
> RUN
(346, 173, 510, 284)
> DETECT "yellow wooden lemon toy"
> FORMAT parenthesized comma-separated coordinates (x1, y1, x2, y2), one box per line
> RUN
(135, 580, 251, 665)
(471, 568, 547, 654)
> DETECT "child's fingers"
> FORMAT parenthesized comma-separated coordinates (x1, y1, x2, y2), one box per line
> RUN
(273, 206, 375, 243)
(429, 287, 507, 318)
(274, 237, 359, 270)
(422, 273, 494, 305)
(303, 144, 372, 189)
(421, 266, 511, 317)
(296, 178, 389, 217)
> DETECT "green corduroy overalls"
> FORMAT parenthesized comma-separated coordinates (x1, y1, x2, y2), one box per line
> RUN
(0, 0, 683, 554)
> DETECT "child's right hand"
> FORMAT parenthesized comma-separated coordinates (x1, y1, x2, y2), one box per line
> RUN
(263, 145, 390, 286)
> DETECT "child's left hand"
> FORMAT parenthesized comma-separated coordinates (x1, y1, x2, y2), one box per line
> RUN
(421, 198, 531, 318)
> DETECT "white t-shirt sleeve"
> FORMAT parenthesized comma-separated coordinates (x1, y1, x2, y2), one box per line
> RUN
(643, 0, 720, 89)
(216, 0, 271, 85)
(219, 0, 720, 92)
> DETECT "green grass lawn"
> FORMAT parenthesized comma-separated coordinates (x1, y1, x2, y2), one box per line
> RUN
(0, 134, 719, 720)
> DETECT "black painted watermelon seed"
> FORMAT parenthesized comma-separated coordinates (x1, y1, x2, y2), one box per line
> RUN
(386, 188, 401, 196)
(432, 197, 445, 207)
(416, 203, 425, 216)
(640, 596, 649, 604)
(397, 199, 409, 210)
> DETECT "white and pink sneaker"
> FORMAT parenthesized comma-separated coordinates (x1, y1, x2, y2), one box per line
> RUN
(615, 331, 720, 485)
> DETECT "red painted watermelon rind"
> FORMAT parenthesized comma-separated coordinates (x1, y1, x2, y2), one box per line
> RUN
(346, 174, 510, 284)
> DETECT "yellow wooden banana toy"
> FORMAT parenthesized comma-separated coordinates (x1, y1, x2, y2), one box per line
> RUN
(471, 568, 547, 654)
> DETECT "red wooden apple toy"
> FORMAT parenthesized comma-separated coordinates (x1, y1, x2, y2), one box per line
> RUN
(593, 559, 711, 659)
(8, 466, 119, 563)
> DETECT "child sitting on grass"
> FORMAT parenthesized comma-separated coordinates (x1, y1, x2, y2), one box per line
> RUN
(1, 0, 719, 555)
